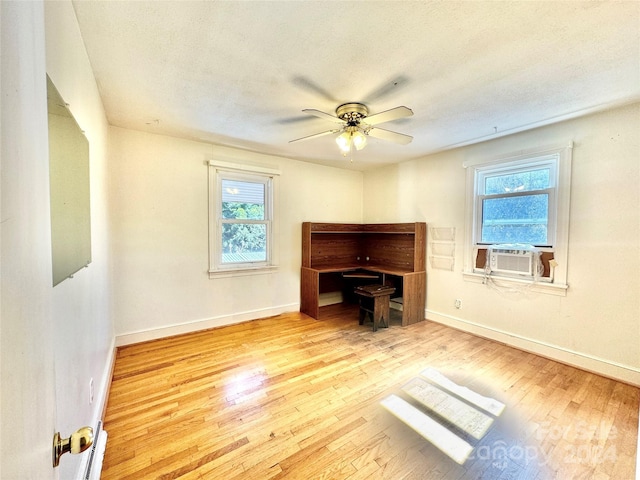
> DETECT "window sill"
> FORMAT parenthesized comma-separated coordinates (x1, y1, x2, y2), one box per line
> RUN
(462, 271, 568, 296)
(209, 265, 278, 279)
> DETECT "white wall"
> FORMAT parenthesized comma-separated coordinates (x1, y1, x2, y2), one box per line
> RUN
(1, 2, 57, 478)
(363, 103, 640, 385)
(109, 127, 363, 344)
(45, 2, 113, 479)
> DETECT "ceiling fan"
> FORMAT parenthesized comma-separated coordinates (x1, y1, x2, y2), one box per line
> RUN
(289, 102, 413, 155)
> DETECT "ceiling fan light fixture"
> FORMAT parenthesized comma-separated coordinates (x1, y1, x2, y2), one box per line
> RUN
(336, 126, 367, 154)
(291, 102, 413, 156)
(336, 131, 352, 153)
(352, 130, 367, 151)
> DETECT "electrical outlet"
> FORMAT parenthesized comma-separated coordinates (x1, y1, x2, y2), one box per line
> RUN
(89, 378, 94, 405)
(454, 299, 462, 309)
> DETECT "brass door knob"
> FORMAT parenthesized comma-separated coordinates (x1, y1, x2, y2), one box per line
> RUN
(53, 426, 93, 467)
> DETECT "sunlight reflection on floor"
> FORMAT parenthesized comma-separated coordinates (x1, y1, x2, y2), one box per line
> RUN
(381, 368, 505, 465)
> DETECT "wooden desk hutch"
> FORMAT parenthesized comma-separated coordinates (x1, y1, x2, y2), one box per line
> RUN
(300, 222, 427, 326)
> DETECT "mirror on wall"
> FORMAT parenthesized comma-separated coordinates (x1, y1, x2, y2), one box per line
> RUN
(47, 75, 92, 286)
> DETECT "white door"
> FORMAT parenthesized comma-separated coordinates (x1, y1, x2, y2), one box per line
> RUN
(1, 2, 58, 479)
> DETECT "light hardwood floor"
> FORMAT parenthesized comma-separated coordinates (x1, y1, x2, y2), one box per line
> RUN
(102, 305, 639, 479)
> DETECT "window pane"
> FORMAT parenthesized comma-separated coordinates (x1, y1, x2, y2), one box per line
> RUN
(221, 223, 266, 263)
(484, 168, 550, 195)
(222, 179, 265, 220)
(481, 194, 548, 244)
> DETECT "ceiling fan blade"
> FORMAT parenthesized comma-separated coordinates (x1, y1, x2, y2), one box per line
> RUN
(277, 115, 316, 125)
(362, 106, 413, 126)
(292, 76, 338, 102)
(302, 109, 345, 124)
(289, 129, 340, 144)
(367, 127, 413, 145)
(363, 76, 409, 103)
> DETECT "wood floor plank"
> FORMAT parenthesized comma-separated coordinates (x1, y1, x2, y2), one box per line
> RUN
(101, 305, 638, 479)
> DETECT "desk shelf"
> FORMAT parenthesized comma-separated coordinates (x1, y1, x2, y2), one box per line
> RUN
(300, 222, 427, 326)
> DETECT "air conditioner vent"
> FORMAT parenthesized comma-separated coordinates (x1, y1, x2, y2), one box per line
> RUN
(488, 248, 534, 276)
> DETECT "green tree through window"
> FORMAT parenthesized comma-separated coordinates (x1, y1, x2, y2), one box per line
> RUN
(220, 178, 269, 264)
(221, 202, 266, 257)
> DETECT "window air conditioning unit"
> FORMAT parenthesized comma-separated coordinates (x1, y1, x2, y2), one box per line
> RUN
(488, 248, 535, 276)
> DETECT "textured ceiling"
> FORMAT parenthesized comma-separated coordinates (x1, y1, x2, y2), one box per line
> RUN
(72, 1, 640, 170)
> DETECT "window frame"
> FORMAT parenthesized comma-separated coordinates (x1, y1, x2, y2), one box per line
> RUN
(208, 160, 280, 278)
(463, 143, 573, 294)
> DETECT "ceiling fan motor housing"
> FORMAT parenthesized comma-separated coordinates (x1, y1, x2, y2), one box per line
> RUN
(336, 103, 369, 125)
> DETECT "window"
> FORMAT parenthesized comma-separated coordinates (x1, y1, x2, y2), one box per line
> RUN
(463, 144, 572, 292)
(208, 161, 279, 276)
(476, 159, 556, 247)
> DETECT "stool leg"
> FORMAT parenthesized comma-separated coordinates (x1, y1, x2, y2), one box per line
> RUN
(373, 296, 390, 331)
(381, 296, 390, 329)
(372, 297, 380, 332)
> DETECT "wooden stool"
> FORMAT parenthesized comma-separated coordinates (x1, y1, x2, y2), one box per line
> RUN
(354, 284, 396, 331)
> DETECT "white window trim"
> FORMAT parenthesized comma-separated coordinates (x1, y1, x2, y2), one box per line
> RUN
(462, 143, 572, 294)
(208, 160, 280, 278)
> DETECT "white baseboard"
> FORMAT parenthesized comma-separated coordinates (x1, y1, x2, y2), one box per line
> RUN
(95, 338, 116, 425)
(115, 303, 300, 346)
(77, 337, 116, 480)
(426, 309, 640, 387)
